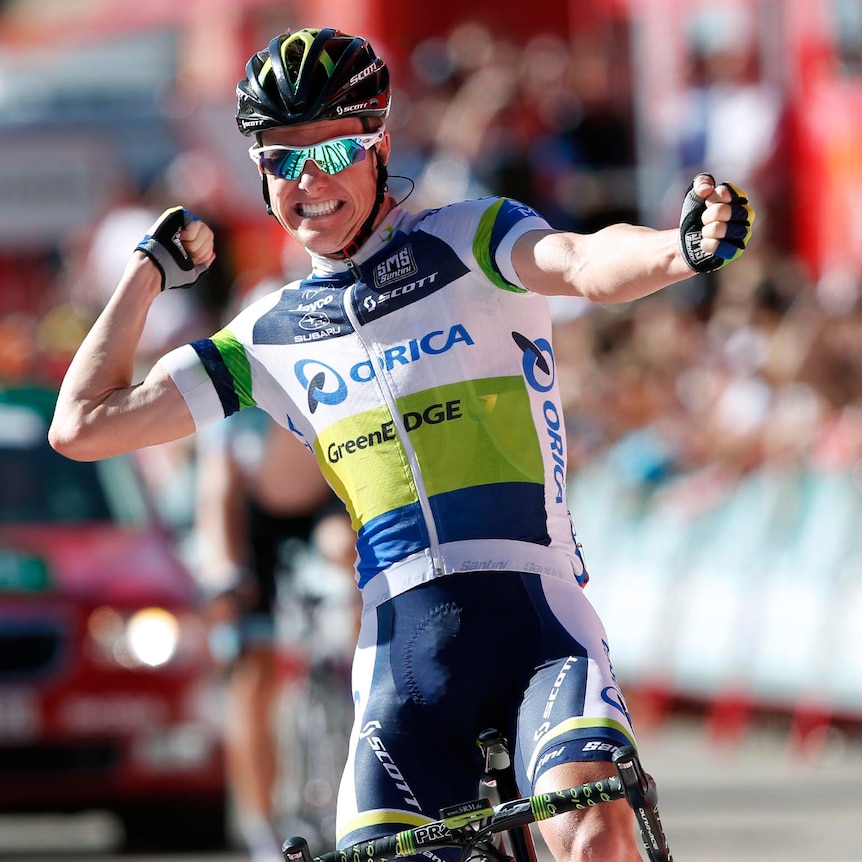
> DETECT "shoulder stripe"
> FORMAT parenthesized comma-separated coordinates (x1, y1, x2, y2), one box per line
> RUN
(190, 328, 255, 417)
(473, 199, 530, 293)
(211, 328, 255, 409)
(190, 339, 239, 416)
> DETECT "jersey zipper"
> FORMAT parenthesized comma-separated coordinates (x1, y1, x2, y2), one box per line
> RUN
(343, 283, 444, 577)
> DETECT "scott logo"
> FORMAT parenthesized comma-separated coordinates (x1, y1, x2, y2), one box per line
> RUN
(364, 272, 436, 312)
(336, 100, 376, 115)
(358, 719, 421, 810)
(349, 62, 378, 86)
(359, 720, 382, 739)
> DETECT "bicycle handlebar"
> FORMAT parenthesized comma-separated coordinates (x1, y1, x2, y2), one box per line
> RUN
(283, 745, 672, 862)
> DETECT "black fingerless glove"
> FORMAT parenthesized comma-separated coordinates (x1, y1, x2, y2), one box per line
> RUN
(678, 176, 755, 273)
(135, 206, 209, 290)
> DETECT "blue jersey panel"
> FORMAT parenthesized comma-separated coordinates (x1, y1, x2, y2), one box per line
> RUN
(355, 501, 430, 588)
(429, 483, 551, 546)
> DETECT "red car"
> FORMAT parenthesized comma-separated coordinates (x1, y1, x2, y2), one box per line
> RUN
(0, 386, 227, 851)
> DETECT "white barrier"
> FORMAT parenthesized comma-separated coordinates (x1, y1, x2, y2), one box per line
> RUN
(569, 459, 862, 732)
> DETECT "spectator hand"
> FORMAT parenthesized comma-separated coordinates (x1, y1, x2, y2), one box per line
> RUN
(135, 206, 215, 290)
(678, 173, 755, 273)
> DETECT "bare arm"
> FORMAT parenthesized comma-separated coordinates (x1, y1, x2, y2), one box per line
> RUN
(511, 174, 741, 302)
(48, 216, 215, 461)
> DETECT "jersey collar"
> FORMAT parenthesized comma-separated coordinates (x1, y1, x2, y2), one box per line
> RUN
(308, 203, 407, 278)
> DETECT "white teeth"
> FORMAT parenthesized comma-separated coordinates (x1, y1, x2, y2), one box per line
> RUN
(297, 200, 342, 217)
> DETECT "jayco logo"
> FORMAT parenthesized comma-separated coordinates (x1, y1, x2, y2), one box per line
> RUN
(294, 292, 342, 340)
(297, 293, 335, 313)
(512, 331, 565, 504)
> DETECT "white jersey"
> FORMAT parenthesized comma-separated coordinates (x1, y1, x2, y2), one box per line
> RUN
(163, 197, 586, 606)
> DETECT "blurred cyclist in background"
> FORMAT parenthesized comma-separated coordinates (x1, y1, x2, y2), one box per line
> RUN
(49, 27, 753, 862)
(196, 406, 353, 862)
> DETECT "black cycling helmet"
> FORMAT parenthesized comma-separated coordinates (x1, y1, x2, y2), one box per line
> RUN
(236, 27, 391, 136)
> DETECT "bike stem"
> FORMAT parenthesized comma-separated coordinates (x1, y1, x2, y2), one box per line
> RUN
(477, 728, 539, 862)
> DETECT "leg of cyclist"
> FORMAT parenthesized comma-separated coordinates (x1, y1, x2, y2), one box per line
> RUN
(226, 637, 282, 859)
(336, 573, 543, 861)
(534, 760, 641, 862)
(514, 573, 643, 862)
(337, 570, 645, 862)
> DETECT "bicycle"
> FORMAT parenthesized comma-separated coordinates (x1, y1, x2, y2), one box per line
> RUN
(281, 732, 673, 862)
(276, 547, 356, 847)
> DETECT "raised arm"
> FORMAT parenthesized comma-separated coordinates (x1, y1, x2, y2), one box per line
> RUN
(48, 208, 216, 462)
(511, 174, 754, 302)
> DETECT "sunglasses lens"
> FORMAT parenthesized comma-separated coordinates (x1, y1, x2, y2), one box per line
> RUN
(258, 138, 368, 180)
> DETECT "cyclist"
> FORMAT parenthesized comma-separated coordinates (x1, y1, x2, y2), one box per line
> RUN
(195, 407, 353, 862)
(49, 27, 754, 862)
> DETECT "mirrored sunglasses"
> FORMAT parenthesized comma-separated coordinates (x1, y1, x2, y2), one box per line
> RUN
(248, 129, 385, 181)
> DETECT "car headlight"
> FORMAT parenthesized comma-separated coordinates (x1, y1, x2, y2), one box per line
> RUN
(127, 608, 180, 667)
(87, 606, 182, 669)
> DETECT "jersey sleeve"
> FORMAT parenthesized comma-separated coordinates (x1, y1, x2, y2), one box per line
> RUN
(469, 197, 551, 292)
(494, 200, 551, 290)
(162, 288, 292, 430)
(162, 326, 256, 430)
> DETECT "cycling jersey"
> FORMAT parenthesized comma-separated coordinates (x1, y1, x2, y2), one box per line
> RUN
(164, 196, 636, 847)
(164, 197, 588, 605)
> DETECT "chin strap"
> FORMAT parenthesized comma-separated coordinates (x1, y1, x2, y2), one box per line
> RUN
(335, 150, 389, 266)
(262, 174, 274, 216)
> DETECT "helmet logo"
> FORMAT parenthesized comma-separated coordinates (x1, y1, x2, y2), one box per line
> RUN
(336, 100, 381, 116)
(349, 60, 380, 87)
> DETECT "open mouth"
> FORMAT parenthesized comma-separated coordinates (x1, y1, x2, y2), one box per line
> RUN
(296, 200, 344, 218)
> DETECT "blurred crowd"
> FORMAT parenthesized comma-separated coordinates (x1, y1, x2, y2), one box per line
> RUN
(2, 16, 861, 516)
(382, 21, 862, 507)
(2, 13, 861, 856)
(1, 15, 859, 563)
(391, 23, 640, 231)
